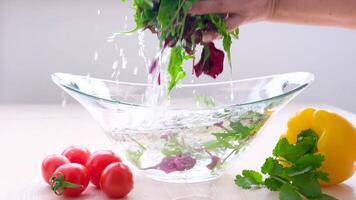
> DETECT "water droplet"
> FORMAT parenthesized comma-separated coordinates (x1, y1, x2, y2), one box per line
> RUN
(94, 51, 98, 61)
(133, 67, 138, 75)
(230, 81, 234, 101)
(111, 71, 116, 78)
(107, 33, 117, 43)
(115, 70, 120, 79)
(124, 16, 128, 29)
(112, 60, 119, 69)
(119, 48, 124, 56)
(61, 91, 67, 107)
(118, 48, 127, 70)
(122, 57, 127, 69)
(97, 9, 101, 16)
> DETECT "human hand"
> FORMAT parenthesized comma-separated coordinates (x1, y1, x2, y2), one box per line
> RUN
(190, 0, 276, 41)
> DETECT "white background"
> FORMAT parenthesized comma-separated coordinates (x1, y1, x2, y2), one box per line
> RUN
(1, 0, 356, 112)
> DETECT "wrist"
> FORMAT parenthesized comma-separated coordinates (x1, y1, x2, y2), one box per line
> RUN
(265, 0, 279, 21)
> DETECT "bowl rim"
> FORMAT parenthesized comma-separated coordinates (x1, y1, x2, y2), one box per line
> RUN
(52, 72, 314, 108)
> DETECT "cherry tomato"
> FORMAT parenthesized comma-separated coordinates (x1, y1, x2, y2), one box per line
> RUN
(62, 146, 90, 165)
(86, 150, 121, 188)
(100, 162, 134, 198)
(41, 154, 70, 184)
(50, 163, 89, 197)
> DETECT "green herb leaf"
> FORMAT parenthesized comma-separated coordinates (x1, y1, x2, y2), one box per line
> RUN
(272, 138, 305, 162)
(167, 47, 187, 92)
(314, 171, 330, 182)
(261, 157, 285, 176)
(296, 154, 324, 170)
(296, 129, 318, 152)
(229, 121, 254, 140)
(287, 154, 325, 176)
(234, 170, 263, 189)
(264, 177, 283, 191)
(279, 184, 302, 200)
(273, 129, 318, 162)
(223, 34, 232, 66)
(208, 14, 234, 67)
(126, 149, 144, 168)
(291, 172, 321, 198)
(235, 128, 337, 200)
(161, 133, 186, 156)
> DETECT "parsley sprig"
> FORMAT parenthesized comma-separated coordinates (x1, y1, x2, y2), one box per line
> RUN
(235, 129, 338, 200)
(205, 111, 269, 161)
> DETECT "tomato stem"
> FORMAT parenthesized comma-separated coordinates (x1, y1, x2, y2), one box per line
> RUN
(50, 173, 83, 196)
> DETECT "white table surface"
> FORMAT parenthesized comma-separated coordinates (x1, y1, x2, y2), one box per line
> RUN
(0, 103, 355, 200)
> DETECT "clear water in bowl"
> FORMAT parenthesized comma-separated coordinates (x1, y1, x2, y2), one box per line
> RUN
(52, 72, 314, 183)
(111, 105, 272, 183)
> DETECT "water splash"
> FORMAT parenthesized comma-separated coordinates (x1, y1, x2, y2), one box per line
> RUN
(138, 31, 150, 72)
(229, 73, 235, 102)
(144, 47, 171, 107)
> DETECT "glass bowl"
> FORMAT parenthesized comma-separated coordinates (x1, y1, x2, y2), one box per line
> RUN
(52, 72, 314, 183)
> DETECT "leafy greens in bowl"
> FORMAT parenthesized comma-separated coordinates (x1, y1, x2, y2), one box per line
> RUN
(121, 0, 239, 91)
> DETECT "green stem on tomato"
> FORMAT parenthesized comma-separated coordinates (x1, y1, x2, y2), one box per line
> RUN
(50, 173, 83, 196)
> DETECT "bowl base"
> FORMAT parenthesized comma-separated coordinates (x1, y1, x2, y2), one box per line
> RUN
(143, 170, 224, 183)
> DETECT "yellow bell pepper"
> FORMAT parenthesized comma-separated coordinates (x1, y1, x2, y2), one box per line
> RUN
(283, 107, 356, 186)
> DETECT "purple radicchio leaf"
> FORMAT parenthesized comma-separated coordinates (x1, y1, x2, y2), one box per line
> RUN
(205, 150, 221, 170)
(160, 133, 169, 141)
(206, 155, 220, 170)
(142, 154, 196, 174)
(193, 42, 224, 79)
(174, 154, 196, 171)
(157, 72, 161, 85)
(148, 59, 161, 85)
(157, 156, 177, 174)
(149, 57, 159, 74)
